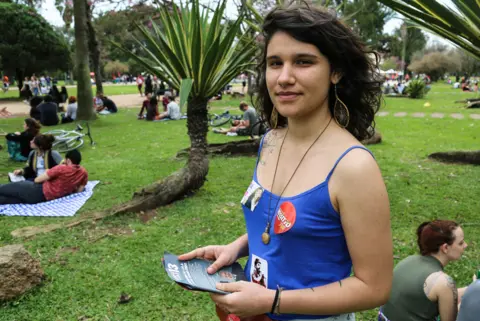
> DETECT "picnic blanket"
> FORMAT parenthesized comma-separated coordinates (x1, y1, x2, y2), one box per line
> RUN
(0, 181, 100, 217)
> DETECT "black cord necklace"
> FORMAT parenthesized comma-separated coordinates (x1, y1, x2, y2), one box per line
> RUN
(262, 117, 333, 245)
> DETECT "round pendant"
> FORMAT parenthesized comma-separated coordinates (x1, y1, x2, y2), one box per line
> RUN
(262, 232, 270, 245)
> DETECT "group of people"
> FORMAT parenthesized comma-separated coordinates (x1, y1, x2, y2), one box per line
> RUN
(20, 75, 62, 102)
(2, 116, 88, 205)
(137, 92, 181, 121)
(93, 92, 118, 115)
(28, 93, 78, 126)
(136, 74, 169, 98)
(0, 147, 88, 205)
(177, 5, 478, 321)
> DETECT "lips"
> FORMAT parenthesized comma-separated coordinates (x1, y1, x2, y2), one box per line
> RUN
(276, 92, 301, 101)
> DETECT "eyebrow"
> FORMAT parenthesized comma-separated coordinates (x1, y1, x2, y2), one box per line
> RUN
(266, 53, 319, 60)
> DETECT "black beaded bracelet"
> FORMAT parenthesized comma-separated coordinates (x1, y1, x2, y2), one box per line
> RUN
(270, 286, 281, 314)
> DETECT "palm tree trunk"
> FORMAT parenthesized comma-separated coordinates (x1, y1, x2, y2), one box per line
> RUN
(86, 1, 103, 95)
(74, 0, 94, 120)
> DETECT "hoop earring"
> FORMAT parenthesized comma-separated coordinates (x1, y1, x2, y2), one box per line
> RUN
(334, 84, 349, 128)
(270, 107, 278, 129)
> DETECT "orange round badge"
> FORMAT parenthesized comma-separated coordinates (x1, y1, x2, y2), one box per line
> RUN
(274, 201, 296, 234)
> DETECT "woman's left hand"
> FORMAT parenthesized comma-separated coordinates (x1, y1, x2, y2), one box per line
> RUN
(14, 132, 20, 135)
(210, 281, 275, 318)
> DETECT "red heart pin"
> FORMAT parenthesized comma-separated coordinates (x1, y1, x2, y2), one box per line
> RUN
(274, 201, 296, 234)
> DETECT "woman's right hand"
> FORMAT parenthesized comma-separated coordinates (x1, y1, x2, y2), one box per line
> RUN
(178, 244, 239, 275)
(13, 169, 23, 176)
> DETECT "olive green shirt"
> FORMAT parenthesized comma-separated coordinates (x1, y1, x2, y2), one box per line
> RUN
(382, 255, 443, 321)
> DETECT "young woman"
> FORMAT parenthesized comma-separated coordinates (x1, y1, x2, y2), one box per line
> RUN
(62, 96, 77, 123)
(380, 220, 469, 321)
(5, 118, 41, 161)
(180, 5, 392, 321)
(13, 134, 62, 180)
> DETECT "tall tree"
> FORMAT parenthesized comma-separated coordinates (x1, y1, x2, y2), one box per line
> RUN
(343, 0, 394, 52)
(73, 0, 94, 120)
(108, 0, 256, 212)
(389, 23, 427, 73)
(86, 0, 103, 94)
(0, 2, 70, 95)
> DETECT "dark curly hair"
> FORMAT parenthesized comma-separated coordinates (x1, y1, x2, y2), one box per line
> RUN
(254, 5, 382, 140)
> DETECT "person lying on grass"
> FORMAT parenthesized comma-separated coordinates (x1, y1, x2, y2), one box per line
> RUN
(0, 149, 88, 205)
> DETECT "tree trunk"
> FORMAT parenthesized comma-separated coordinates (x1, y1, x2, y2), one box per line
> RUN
(428, 151, 480, 165)
(97, 97, 210, 213)
(15, 68, 24, 98)
(74, 0, 94, 120)
(177, 131, 382, 158)
(86, 1, 103, 95)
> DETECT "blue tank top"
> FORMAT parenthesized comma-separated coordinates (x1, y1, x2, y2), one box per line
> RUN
(242, 135, 374, 320)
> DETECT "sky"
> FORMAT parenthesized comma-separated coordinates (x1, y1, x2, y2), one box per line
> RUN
(38, 0, 451, 46)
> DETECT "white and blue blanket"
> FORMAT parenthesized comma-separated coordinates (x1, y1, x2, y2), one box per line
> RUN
(0, 181, 100, 217)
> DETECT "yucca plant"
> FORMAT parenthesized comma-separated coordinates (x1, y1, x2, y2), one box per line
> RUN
(376, 0, 480, 60)
(110, 0, 256, 211)
(404, 79, 429, 99)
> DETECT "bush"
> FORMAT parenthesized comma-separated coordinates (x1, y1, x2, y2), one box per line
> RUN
(405, 79, 429, 99)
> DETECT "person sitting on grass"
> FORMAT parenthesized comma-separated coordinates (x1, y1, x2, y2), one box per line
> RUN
(146, 96, 160, 121)
(95, 92, 118, 115)
(12, 134, 62, 180)
(5, 118, 41, 162)
(61, 96, 77, 124)
(213, 101, 259, 136)
(37, 95, 59, 126)
(138, 93, 152, 119)
(60, 86, 69, 105)
(0, 149, 88, 205)
(457, 274, 480, 321)
(29, 96, 43, 121)
(380, 220, 470, 321)
(157, 95, 181, 120)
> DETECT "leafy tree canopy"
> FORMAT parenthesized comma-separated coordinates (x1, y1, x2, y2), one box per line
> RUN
(389, 23, 426, 65)
(0, 3, 71, 81)
(408, 51, 460, 81)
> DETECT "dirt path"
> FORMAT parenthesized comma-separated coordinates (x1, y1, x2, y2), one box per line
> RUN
(0, 93, 146, 116)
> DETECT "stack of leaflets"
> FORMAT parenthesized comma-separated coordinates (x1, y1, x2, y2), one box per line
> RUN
(162, 251, 245, 294)
(8, 173, 25, 182)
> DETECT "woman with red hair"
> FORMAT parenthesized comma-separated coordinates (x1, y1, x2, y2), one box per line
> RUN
(380, 220, 470, 321)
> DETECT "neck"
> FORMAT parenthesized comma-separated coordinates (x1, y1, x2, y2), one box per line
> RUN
(37, 150, 44, 156)
(430, 253, 449, 267)
(286, 104, 333, 142)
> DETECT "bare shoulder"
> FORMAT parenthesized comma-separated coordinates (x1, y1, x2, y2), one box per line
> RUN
(429, 271, 457, 299)
(332, 144, 379, 181)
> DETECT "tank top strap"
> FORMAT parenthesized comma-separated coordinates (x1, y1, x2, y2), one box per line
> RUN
(326, 146, 374, 181)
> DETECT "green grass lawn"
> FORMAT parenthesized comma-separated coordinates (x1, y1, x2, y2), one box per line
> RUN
(0, 85, 479, 321)
(0, 84, 142, 101)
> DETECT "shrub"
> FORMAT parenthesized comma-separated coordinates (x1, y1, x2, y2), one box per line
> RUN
(405, 79, 429, 99)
